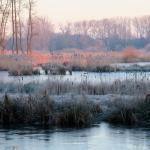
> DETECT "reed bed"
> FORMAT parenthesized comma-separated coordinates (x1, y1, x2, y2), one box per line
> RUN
(104, 95, 150, 127)
(0, 71, 149, 127)
(0, 94, 101, 128)
(0, 78, 149, 96)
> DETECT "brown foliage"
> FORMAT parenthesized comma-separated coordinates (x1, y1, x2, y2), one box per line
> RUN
(122, 47, 139, 62)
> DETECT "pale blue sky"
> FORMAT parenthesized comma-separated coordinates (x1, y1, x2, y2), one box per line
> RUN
(37, 0, 150, 23)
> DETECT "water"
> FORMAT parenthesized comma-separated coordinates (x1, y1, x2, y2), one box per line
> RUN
(0, 123, 150, 150)
(0, 71, 150, 84)
(112, 62, 150, 67)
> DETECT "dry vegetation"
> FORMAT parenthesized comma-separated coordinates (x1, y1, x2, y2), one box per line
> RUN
(0, 55, 32, 71)
(0, 49, 149, 127)
(0, 48, 150, 75)
(48, 48, 150, 70)
(0, 54, 41, 76)
(105, 95, 150, 127)
(0, 75, 149, 127)
(0, 94, 101, 128)
(0, 80, 149, 127)
(0, 51, 49, 75)
(0, 73, 149, 96)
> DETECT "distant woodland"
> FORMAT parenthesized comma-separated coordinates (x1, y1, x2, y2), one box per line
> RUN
(1, 1, 150, 53)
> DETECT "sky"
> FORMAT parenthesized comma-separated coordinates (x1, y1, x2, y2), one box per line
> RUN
(37, 0, 150, 23)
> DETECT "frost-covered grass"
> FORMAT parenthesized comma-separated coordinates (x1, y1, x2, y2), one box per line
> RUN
(0, 78, 149, 127)
(104, 95, 150, 127)
(0, 93, 150, 127)
(0, 78, 149, 96)
(0, 94, 101, 128)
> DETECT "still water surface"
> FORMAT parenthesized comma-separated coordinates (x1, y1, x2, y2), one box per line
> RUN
(0, 71, 150, 84)
(0, 123, 150, 150)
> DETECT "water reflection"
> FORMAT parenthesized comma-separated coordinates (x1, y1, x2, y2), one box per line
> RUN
(0, 123, 150, 150)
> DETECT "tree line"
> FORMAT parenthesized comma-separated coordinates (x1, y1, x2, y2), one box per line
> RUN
(56, 16, 150, 51)
(0, 0, 35, 54)
(1, 0, 150, 53)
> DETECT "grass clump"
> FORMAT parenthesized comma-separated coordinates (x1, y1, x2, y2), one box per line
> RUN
(0, 94, 54, 126)
(133, 95, 150, 127)
(0, 94, 101, 128)
(8, 65, 33, 76)
(105, 102, 137, 126)
(56, 96, 101, 128)
(8, 65, 41, 76)
(105, 95, 150, 127)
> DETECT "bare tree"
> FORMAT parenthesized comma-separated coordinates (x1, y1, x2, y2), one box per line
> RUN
(18, 0, 23, 52)
(27, 0, 35, 55)
(0, 0, 11, 53)
(59, 22, 72, 34)
(14, 0, 19, 54)
(133, 17, 145, 39)
(11, 0, 21, 54)
(11, 0, 15, 53)
(32, 17, 54, 51)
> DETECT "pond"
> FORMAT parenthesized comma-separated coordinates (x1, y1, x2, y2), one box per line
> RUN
(0, 123, 150, 150)
(0, 71, 150, 84)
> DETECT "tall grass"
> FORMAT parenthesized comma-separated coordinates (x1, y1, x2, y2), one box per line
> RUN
(56, 95, 102, 127)
(0, 94, 101, 127)
(0, 55, 32, 71)
(0, 78, 149, 96)
(0, 79, 149, 127)
(104, 95, 150, 127)
(0, 94, 54, 126)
